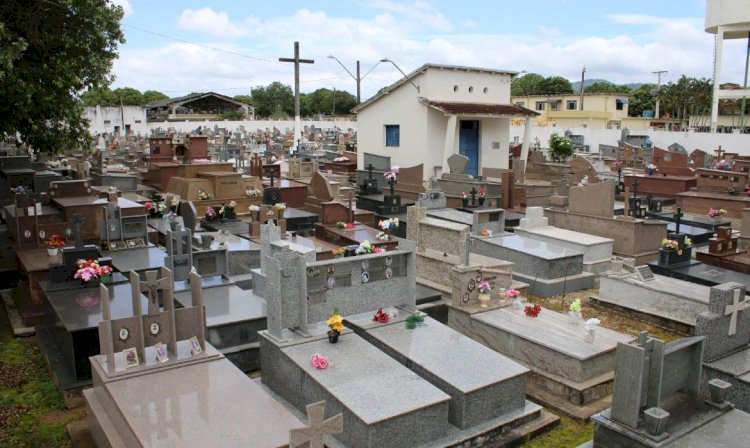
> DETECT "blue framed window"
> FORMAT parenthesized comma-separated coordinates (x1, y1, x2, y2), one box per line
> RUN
(385, 125, 400, 147)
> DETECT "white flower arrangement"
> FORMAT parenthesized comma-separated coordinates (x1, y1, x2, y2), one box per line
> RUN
(584, 318, 601, 331)
(249, 205, 260, 212)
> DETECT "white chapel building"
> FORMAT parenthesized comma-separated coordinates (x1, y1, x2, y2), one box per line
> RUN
(354, 63, 538, 180)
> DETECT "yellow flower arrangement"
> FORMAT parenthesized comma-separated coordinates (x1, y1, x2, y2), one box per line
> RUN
(326, 310, 344, 332)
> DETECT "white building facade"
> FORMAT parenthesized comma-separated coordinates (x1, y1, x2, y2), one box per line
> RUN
(85, 105, 149, 136)
(354, 64, 537, 180)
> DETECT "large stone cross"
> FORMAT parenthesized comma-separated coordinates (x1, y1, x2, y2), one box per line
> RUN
(673, 207, 684, 235)
(724, 287, 745, 336)
(289, 401, 343, 448)
(69, 213, 86, 248)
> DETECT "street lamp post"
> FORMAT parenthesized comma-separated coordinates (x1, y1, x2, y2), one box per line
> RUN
(327, 56, 384, 104)
(380, 58, 420, 93)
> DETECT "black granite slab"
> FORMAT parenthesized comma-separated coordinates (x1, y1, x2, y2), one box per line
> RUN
(647, 210, 731, 231)
(648, 260, 750, 295)
(100, 246, 166, 274)
(38, 282, 149, 382)
(665, 222, 714, 245)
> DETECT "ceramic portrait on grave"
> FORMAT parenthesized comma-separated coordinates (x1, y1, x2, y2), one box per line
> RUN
(123, 347, 139, 369)
(190, 336, 202, 356)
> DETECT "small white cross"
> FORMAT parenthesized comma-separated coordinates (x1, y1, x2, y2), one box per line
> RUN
(289, 401, 343, 448)
(724, 288, 745, 336)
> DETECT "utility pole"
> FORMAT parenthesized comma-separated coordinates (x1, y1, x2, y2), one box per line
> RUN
(332, 87, 336, 115)
(328, 56, 384, 104)
(653, 70, 667, 119)
(579, 66, 586, 111)
(279, 41, 314, 153)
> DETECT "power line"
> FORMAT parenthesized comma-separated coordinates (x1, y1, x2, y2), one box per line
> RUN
(40, 0, 331, 74)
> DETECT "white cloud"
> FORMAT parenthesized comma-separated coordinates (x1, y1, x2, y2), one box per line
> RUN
(366, 0, 452, 31)
(178, 8, 258, 38)
(113, 6, 748, 100)
(110, 0, 133, 18)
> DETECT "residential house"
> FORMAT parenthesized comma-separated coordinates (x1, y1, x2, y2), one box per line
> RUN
(353, 64, 538, 179)
(511, 93, 629, 129)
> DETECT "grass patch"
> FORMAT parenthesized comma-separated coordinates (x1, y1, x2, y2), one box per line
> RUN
(0, 334, 72, 447)
(523, 413, 594, 448)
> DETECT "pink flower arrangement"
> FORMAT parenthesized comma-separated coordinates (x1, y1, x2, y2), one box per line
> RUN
(144, 201, 153, 210)
(505, 288, 520, 299)
(478, 280, 491, 294)
(73, 259, 112, 282)
(373, 246, 385, 253)
(310, 353, 329, 370)
(205, 207, 217, 218)
(384, 166, 400, 181)
(708, 208, 726, 218)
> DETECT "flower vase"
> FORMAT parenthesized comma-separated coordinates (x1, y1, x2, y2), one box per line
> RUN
(568, 311, 583, 325)
(461, 198, 468, 207)
(169, 221, 178, 231)
(478, 293, 491, 308)
(100, 274, 111, 284)
(512, 296, 525, 310)
(648, 168, 654, 176)
(584, 327, 596, 343)
(47, 247, 58, 257)
(327, 330, 340, 344)
(478, 197, 485, 207)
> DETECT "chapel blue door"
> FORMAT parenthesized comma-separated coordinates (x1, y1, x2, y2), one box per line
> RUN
(459, 120, 479, 176)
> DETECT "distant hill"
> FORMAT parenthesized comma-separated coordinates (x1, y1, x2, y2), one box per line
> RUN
(571, 79, 644, 92)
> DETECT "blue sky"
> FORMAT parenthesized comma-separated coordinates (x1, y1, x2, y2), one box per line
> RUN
(111, 0, 746, 99)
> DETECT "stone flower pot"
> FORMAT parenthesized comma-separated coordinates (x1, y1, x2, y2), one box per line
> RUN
(708, 378, 732, 404)
(643, 407, 669, 436)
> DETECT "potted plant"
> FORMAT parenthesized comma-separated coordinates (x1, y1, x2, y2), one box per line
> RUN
(477, 280, 491, 308)
(708, 208, 726, 219)
(164, 211, 179, 231)
(378, 218, 399, 237)
(505, 288, 522, 308)
(547, 134, 574, 162)
(478, 188, 486, 206)
(326, 309, 344, 343)
(46, 234, 65, 256)
(461, 191, 468, 208)
(569, 298, 583, 324)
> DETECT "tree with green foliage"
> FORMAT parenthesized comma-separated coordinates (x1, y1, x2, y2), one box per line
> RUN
(548, 134, 575, 162)
(250, 82, 294, 118)
(511, 73, 545, 96)
(301, 88, 357, 116)
(540, 76, 574, 95)
(0, 0, 125, 153)
(142, 90, 169, 105)
(585, 81, 631, 94)
(627, 83, 656, 117)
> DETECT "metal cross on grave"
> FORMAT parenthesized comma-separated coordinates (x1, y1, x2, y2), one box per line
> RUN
(69, 213, 86, 248)
(724, 287, 745, 336)
(289, 401, 343, 448)
(269, 170, 275, 187)
(469, 187, 478, 206)
(674, 207, 684, 235)
(366, 163, 375, 180)
(140, 269, 172, 315)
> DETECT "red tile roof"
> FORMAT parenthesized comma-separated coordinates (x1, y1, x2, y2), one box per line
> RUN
(423, 100, 539, 117)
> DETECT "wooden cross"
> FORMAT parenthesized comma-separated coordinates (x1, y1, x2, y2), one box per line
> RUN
(673, 207, 684, 235)
(140, 270, 171, 315)
(289, 401, 343, 448)
(715, 145, 725, 160)
(279, 42, 314, 121)
(69, 213, 86, 248)
(724, 287, 745, 336)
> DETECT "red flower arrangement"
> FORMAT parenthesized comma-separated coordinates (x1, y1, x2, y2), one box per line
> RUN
(46, 234, 66, 248)
(524, 304, 542, 317)
(372, 308, 389, 323)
